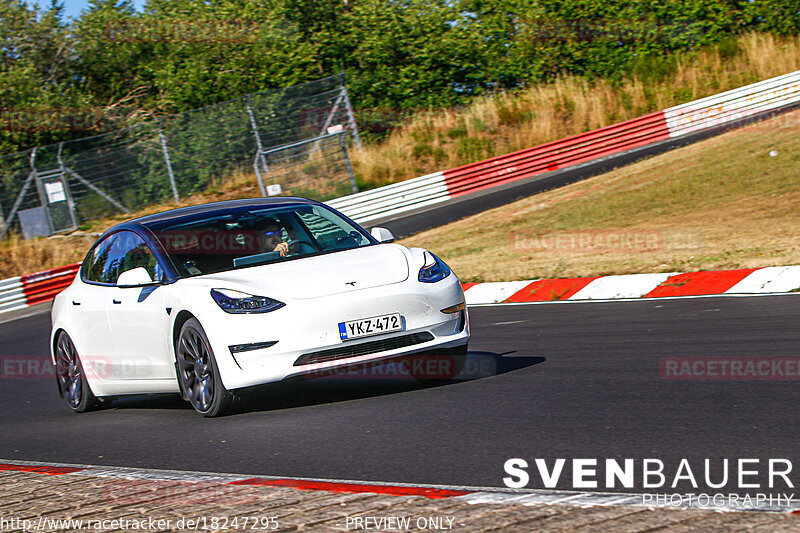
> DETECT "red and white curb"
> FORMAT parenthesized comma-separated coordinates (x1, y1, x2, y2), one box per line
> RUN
(1, 264, 800, 319)
(464, 266, 800, 305)
(1, 460, 798, 514)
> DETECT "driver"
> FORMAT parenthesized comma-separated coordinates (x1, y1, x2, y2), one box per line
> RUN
(256, 218, 289, 257)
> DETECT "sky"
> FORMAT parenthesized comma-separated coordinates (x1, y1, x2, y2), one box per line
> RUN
(30, 0, 146, 20)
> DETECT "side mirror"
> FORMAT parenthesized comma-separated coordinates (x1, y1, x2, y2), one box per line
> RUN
(117, 267, 154, 288)
(370, 227, 395, 243)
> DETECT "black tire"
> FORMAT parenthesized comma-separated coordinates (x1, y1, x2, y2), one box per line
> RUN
(55, 332, 102, 413)
(408, 344, 468, 385)
(175, 318, 235, 417)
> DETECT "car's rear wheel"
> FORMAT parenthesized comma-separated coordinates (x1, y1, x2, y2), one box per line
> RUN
(176, 318, 234, 417)
(55, 332, 101, 412)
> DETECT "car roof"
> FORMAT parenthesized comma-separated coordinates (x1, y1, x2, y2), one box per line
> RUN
(130, 197, 319, 226)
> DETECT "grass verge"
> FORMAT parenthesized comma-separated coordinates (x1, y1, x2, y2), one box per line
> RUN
(401, 108, 800, 282)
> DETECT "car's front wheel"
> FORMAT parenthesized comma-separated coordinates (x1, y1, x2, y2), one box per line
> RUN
(176, 318, 235, 417)
(55, 331, 101, 412)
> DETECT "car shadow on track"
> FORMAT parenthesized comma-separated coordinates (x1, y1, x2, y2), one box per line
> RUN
(241, 350, 546, 414)
(102, 351, 545, 415)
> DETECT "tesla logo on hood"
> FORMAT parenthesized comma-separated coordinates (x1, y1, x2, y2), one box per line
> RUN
(345, 281, 356, 286)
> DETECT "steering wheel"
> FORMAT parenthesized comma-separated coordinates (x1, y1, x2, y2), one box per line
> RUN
(286, 239, 316, 253)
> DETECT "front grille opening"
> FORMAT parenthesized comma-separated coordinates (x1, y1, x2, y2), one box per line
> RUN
(295, 332, 434, 366)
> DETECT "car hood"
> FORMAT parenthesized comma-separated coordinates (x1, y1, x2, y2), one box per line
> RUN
(192, 244, 410, 299)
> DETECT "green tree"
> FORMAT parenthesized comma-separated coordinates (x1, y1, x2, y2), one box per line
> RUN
(0, 0, 89, 153)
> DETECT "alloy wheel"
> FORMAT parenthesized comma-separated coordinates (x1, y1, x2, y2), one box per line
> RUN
(177, 326, 216, 413)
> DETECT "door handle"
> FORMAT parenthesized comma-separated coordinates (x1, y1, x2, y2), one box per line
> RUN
(72, 301, 81, 306)
(112, 299, 121, 304)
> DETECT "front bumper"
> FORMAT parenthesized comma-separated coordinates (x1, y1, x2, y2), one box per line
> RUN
(196, 275, 469, 390)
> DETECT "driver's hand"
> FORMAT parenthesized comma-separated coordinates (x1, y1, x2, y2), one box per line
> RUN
(273, 242, 289, 257)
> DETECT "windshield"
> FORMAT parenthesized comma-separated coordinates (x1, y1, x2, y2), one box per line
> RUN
(150, 203, 375, 277)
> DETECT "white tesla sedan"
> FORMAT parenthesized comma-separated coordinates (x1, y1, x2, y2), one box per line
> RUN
(50, 198, 469, 416)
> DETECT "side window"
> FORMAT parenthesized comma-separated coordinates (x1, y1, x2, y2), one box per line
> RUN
(113, 231, 164, 283)
(297, 207, 364, 250)
(81, 232, 163, 284)
(82, 234, 119, 283)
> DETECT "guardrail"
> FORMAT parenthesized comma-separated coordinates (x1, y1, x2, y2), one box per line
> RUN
(331, 69, 800, 224)
(0, 263, 79, 315)
(328, 171, 448, 223)
(0, 276, 24, 314)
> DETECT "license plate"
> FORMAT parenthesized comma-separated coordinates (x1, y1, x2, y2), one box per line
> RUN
(338, 313, 403, 341)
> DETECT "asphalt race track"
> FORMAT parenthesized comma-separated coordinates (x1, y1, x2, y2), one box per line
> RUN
(1, 294, 798, 494)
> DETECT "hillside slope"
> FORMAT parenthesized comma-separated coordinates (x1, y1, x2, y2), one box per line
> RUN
(402, 109, 800, 282)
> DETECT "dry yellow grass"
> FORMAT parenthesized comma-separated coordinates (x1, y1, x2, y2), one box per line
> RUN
(401, 108, 800, 282)
(351, 33, 800, 188)
(0, 169, 266, 277)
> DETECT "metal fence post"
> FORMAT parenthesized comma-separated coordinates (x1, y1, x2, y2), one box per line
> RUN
(158, 118, 180, 202)
(59, 139, 130, 215)
(340, 73, 363, 151)
(247, 95, 269, 179)
(0, 148, 38, 239)
(55, 142, 79, 230)
(339, 133, 359, 194)
(253, 152, 268, 197)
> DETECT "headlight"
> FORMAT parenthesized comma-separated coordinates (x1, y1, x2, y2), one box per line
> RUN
(210, 289, 285, 314)
(418, 251, 451, 283)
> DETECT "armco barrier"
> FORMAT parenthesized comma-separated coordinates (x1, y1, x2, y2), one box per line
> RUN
(328, 171, 449, 223)
(330, 70, 800, 223)
(22, 263, 81, 306)
(0, 263, 79, 315)
(442, 110, 670, 199)
(0, 276, 24, 314)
